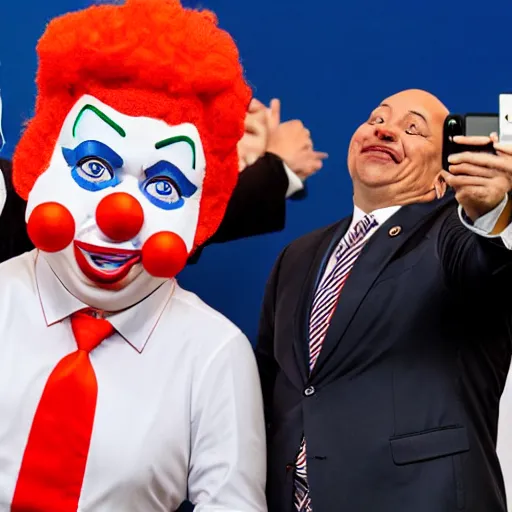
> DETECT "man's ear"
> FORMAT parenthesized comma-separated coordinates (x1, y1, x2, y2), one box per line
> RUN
(433, 172, 447, 199)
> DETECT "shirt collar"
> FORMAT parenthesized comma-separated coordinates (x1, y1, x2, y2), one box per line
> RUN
(36, 253, 173, 353)
(350, 204, 401, 231)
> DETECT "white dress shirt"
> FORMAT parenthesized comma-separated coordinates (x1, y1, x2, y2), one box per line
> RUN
(283, 163, 304, 198)
(0, 251, 266, 512)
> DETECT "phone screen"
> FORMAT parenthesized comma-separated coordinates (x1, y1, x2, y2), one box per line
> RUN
(465, 115, 499, 137)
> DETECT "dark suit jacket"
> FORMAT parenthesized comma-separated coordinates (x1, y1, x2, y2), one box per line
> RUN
(0, 152, 296, 264)
(0, 159, 32, 263)
(188, 151, 296, 263)
(256, 195, 512, 512)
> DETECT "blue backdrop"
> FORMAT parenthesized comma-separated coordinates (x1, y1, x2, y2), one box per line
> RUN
(1, 0, 511, 342)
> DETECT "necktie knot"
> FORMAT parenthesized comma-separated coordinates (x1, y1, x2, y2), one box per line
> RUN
(336, 214, 378, 258)
(71, 310, 114, 353)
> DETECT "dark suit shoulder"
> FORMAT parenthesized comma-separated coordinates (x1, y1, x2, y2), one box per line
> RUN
(284, 220, 345, 256)
(274, 220, 347, 280)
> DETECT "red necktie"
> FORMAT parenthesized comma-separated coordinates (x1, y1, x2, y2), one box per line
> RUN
(11, 310, 114, 512)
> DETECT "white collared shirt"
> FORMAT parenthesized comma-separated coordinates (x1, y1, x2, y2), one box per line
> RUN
(318, 204, 400, 286)
(0, 251, 266, 512)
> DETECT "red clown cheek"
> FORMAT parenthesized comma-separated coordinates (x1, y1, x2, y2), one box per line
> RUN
(141, 232, 188, 278)
(27, 202, 75, 253)
(96, 192, 144, 243)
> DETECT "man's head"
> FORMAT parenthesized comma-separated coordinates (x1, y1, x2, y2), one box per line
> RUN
(12, 0, 250, 311)
(347, 89, 449, 211)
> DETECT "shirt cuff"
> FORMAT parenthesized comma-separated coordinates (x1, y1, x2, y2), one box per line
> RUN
(283, 162, 304, 198)
(458, 194, 512, 249)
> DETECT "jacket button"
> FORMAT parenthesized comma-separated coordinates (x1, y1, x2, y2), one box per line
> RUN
(304, 386, 315, 396)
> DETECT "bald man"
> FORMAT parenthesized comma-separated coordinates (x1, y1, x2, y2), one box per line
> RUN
(257, 89, 512, 511)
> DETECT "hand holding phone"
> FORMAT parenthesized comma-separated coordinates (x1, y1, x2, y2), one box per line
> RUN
(442, 113, 498, 171)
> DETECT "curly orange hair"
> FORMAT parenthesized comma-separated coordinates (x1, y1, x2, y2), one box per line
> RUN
(13, 0, 251, 250)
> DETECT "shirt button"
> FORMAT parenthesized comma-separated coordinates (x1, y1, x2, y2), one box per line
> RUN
(304, 386, 315, 397)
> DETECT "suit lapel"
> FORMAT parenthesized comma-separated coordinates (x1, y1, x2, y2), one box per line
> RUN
(310, 196, 452, 382)
(291, 217, 352, 384)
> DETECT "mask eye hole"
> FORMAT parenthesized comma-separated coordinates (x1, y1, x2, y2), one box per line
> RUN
(144, 177, 181, 204)
(76, 158, 113, 183)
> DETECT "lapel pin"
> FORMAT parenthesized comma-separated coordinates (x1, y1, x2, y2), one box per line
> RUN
(388, 226, 402, 237)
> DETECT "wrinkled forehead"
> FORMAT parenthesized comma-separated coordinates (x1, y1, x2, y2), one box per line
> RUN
(58, 95, 206, 179)
(378, 91, 448, 131)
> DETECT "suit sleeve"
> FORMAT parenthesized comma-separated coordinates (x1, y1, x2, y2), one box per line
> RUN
(255, 247, 288, 429)
(186, 153, 290, 265)
(210, 152, 289, 244)
(0, 159, 34, 263)
(437, 205, 512, 293)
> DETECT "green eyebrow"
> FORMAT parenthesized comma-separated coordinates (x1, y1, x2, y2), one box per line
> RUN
(155, 135, 196, 169)
(72, 104, 126, 138)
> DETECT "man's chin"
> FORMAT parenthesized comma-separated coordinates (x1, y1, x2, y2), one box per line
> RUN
(356, 162, 401, 188)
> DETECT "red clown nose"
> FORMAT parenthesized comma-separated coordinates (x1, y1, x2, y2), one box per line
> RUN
(27, 202, 75, 252)
(142, 232, 188, 278)
(96, 192, 144, 242)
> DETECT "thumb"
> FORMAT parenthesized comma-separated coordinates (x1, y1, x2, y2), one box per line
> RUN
(268, 98, 281, 129)
(248, 97, 266, 113)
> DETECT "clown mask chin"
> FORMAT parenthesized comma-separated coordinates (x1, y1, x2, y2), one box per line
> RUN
(25, 95, 206, 311)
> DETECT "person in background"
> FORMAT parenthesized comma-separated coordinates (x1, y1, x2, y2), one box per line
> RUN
(0, 158, 32, 262)
(0, 98, 326, 263)
(257, 88, 512, 511)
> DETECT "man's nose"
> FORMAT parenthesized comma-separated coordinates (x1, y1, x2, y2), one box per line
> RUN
(374, 125, 397, 142)
(96, 192, 144, 243)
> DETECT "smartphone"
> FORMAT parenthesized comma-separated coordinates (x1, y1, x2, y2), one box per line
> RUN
(442, 113, 498, 171)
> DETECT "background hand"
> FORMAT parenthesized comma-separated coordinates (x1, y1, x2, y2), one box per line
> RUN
(237, 98, 269, 171)
(267, 119, 328, 180)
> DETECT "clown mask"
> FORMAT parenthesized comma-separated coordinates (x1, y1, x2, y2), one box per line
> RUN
(25, 95, 206, 311)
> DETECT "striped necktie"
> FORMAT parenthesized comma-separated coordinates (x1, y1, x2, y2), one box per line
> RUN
(294, 213, 378, 511)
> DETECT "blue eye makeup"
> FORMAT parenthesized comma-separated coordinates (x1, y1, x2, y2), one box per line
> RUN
(141, 160, 198, 211)
(62, 140, 124, 192)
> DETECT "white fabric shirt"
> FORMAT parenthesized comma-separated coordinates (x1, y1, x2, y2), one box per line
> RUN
(283, 163, 304, 198)
(0, 251, 266, 512)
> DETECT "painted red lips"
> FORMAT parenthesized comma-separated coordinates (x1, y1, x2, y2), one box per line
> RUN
(74, 241, 141, 284)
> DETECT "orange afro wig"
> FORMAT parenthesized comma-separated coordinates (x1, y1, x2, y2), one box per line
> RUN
(12, 0, 251, 250)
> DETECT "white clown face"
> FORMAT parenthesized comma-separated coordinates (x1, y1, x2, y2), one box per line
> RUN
(26, 95, 206, 311)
